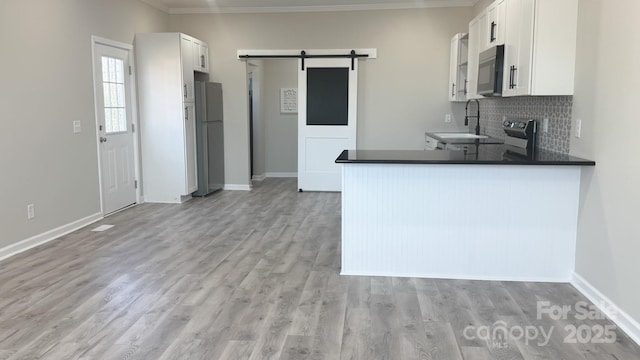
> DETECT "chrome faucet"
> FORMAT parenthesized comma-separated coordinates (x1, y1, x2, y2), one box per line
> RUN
(465, 99, 481, 136)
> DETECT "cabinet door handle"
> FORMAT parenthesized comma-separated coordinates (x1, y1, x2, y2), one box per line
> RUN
(201, 55, 205, 68)
(509, 66, 518, 89)
(464, 79, 468, 95)
(490, 21, 497, 42)
(184, 84, 187, 99)
(451, 83, 456, 97)
(509, 65, 513, 89)
(185, 107, 188, 121)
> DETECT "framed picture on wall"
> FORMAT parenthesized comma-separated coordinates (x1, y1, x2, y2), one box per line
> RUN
(280, 88, 298, 114)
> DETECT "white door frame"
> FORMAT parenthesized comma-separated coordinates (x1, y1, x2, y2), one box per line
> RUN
(91, 36, 142, 214)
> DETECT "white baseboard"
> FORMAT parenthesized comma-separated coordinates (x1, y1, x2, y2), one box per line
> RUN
(0, 212, 103, 262)
(266, 172, 298, 178)
(223, 184, 252, 191)
(572, 272, 640, 346)
(341, 271, 571, 283)
(252, 174, 266, 181)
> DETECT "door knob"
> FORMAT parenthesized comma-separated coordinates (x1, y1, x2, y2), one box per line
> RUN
(100, 137, 108, 143)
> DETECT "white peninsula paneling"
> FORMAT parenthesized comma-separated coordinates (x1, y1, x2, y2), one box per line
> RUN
(341, 163, 581, 282)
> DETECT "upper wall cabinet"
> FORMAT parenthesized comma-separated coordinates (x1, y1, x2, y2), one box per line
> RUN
(467, 17, 481, 99)
(502, 0, 578, 96)
(476, 0, 505, 53)
(449, 33, 469, 102)
(192, 38, 210, 73)
(485, 0, 506, 50)
(466, 0, 505, 99)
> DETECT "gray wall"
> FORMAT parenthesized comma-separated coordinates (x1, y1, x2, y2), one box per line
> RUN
(263, 60, 298, 175)
(0, 0, 168, 248)
(169, 7, 473, 186)
(571, 0, 640, 325)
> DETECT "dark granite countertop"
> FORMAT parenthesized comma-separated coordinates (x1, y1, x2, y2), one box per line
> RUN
(425, 132, 505, 145)
(335, 146, 596, 166)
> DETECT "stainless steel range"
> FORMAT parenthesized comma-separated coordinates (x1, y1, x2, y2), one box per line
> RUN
(502, 119, 537, 159)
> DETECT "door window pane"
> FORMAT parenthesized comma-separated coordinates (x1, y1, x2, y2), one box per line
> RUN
(307, 67, 349, 126)
(101, 56, 127, 133)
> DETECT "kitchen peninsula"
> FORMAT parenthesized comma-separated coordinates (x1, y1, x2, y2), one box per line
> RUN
(336, 147, 595, 282)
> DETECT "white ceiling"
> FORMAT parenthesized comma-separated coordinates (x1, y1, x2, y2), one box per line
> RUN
(140, 0, 479, 14)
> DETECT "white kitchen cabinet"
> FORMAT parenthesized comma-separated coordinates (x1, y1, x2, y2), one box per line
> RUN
(135, 32, 207, 203)
(502, 0, 578, 96)
(485, 0, 506, 49)
(466, 16, 481, 99)
(192, 39, 210, 73)
(184, 102, 198, 193)
(448, 33, 468, 102)
(180, 36, 195, 102)
(475, 0, 504, 53)
(476, 11, 488, 53)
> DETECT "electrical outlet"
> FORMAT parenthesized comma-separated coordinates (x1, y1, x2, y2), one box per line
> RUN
(543, 118, 549, 133)
(575, 119, 582, 138)
(445, 114, 452, 123)
(27, 204, 35, 219)
(73, 120, 81, 134)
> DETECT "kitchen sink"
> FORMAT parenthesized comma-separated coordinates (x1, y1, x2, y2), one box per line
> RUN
(433, 133, 489, 139)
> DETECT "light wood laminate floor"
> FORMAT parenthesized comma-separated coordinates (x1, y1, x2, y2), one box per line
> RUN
(0, 178, 638, 359)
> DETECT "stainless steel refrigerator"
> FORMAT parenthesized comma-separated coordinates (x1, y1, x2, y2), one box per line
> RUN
(192, 81, 224, 197)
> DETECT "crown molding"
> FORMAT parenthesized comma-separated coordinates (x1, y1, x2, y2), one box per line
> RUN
(139, 0, 170, 13)
(166, 0, 477, 15)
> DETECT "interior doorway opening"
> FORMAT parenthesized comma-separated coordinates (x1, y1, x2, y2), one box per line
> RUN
(246, 60, 299, 183)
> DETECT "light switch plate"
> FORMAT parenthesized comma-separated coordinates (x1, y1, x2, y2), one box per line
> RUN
(73, 120, 81, 134)
(445, 114, 452, 123)
(575, 119, 582, 138)
(543, 118, 549, 133)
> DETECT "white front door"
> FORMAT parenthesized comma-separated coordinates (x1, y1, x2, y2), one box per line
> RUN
(93, 42, 136, 214)
(298, 58, 358, 192)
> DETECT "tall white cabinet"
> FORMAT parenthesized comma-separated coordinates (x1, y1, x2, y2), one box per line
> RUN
(135, 33, 210, 203)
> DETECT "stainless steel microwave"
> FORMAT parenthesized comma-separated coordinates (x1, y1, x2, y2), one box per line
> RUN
(477, 45, 504, 97)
